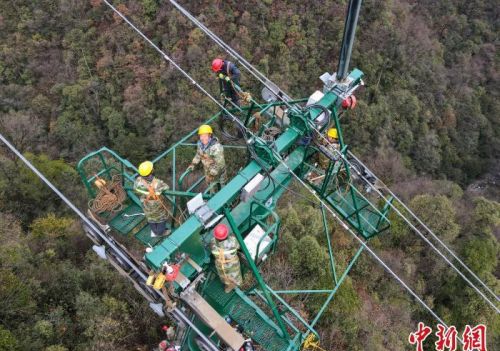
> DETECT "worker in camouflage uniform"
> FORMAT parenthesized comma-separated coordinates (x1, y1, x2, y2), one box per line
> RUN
(133, 161, 170, 237)
(210, 223, 242, 293)
(188, 124, 226, 194)
(306, 128, 341, 185)
(316, 128, 340, 170)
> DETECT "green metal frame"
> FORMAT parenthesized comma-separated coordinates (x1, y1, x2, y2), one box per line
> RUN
(248, 206, 366, 347)
(77, 67, 394, 351)
(224, 207, 291, 340)
(77, 147, 137, 199)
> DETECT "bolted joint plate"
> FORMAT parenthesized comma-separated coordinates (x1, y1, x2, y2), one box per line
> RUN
(321, 68, 364, 100)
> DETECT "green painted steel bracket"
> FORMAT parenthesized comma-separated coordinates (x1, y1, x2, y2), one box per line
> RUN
(309, 245, 364, 328)
(321, 204, 338, 285)
(145, 161, 261, 269)
(145, 91, 340, 271)
(162, 189, 210, 200)
(77, 147, 136, 198)
(348, 68, 363, 86)
(145, 146, 307, 270)
(224, 207, 291, 341)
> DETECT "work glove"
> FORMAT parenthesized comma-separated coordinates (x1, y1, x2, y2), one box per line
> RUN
(224, 76, 231, 82)
(187, 164, 195, 172)
(208, 166, 219, 177)
(240, 91, 252, 103)
(218, 73, 225, 79)
(205, 174, 215, 183)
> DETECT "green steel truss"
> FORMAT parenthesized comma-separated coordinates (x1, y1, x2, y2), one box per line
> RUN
(77, 68, 393, 351)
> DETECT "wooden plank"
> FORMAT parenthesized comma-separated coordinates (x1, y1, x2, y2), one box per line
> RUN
(181, 291, 246, 350)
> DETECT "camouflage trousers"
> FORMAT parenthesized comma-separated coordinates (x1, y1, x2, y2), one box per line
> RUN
(205, 170, 227, 194)
(213, 249, 242, 292)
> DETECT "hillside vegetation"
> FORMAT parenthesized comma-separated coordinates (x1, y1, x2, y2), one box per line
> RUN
(0, 1, 498, 350)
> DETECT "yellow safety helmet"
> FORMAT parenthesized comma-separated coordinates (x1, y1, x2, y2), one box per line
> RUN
(198, 124, 213, 135)
(138, 161, 154, 177)
(327, 128, 338, 139)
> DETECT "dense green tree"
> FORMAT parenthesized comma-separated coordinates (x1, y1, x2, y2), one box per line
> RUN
(0, 270, 36, 326)
(0, 326, 18, 351)
(289, 235, 329, 280)
(0, 0, 498, 349)
(75, 292, 137, 350)
(462, 197, 499, 280)
(409, 195, 460, 243)
(0, 214, 31, 270)
(0, 153, 83, 224)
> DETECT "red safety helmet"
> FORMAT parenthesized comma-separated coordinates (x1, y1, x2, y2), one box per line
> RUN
(214, 223, 229, 240)
(341, 95, 357, 109)
(165, 264, 180, 281)
(212, 58, 224, 72)
(159, 340, 168, 350)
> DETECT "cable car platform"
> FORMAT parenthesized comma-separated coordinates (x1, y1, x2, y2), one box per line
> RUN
(325, 185, 392, 239)
(185, 274, 293, 351)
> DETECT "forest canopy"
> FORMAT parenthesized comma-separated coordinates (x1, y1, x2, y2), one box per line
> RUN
(0, 1, 498, 350)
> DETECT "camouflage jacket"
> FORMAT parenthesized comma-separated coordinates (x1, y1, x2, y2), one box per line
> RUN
(133, 176, 170, 223)
(315, 137, 340, 170)
(191, 137, 226, 182)
(210, 234, 242, 286)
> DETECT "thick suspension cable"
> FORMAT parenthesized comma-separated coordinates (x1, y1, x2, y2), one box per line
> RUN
(326, 145, 500, 313)
(0, 133, 147, 281)
(0, 132, 222, 351)
(271, 149, 465, 344)
(302, 117, 500, 311)
(348, 149, 500, 304)
(101, 0, 248, 132)
(178, 0, 500, 313)
(100, 0, 468, 334)
(169, 0, 499, 311)
(168, 0, 298, 109)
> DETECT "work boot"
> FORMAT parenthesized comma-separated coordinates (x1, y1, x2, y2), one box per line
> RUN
(156, 229, 171, 237)
(224, 284, 235, 293)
